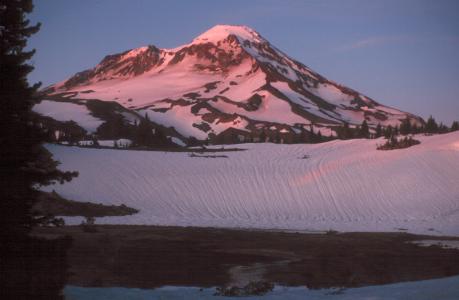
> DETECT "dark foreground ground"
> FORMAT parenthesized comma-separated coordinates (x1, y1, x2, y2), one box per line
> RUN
(33, 225, 459, 290)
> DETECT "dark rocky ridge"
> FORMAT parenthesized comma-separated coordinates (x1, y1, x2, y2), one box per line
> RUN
(63, 45, 162, 90)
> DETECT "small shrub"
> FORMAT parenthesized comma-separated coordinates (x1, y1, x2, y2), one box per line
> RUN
(377, 136, 420, 150)
(34, 214, 65, 227)
(80, 216, 98, 233)
(214, 281, 274, 296)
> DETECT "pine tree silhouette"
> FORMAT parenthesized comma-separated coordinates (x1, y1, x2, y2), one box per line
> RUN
(1, 1, 77, 298)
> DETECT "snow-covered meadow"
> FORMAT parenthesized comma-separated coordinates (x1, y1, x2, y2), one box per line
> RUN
(46, 132, 459, 236)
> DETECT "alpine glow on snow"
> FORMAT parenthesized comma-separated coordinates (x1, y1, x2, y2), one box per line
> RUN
(45, 132, 459, 236)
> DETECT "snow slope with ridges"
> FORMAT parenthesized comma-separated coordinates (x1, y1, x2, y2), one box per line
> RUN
(45, 132, 459, 236)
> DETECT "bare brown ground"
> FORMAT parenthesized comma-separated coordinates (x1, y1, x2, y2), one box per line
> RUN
(33, 225, 459, 289)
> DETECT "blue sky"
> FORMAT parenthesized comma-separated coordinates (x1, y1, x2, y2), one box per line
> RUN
(28, 0, 459, 124)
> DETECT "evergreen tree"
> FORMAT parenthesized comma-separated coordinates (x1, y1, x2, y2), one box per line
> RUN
(425, 115, 439, 133)
(274, 131, 281, 143)
(316, 131, 323, 143)
(393, 125, 399, 136)
(153, 126, 170, 147)
(375, 123, 382, 138)
(438, 122, 449, 134)
(417, 124, 425, 134)
(451, 121, 459, 132)
(187, 136, 199, 147)
(92, 136, 99, 147)
(400, 117, 412, 135)
(134, 117, 154, 146)
(359, 120, 370, 138)
(384, 125, 393, 139)
(297, 128, 308, 143)
(1, 1, 77, 298)
(133, 114, 173, 147)
(309, 128, 316, 142)
(338, 123, 352, 140)
(259, 130, 267, 143)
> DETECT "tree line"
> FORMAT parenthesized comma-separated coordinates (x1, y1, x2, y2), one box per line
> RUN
(35, 111, 177, 148)
(335, 116, 459, 140)
(38, 113, 459, 148)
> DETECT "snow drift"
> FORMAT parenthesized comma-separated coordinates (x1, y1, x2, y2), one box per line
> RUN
(45, 132, 459, 236)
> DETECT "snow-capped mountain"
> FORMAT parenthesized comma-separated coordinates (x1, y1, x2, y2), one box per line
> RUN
(43, 25, 423, 141)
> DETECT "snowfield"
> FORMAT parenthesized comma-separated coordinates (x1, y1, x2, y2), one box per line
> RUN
(33, 100, 104, 133)
(45, 132, 459, 236)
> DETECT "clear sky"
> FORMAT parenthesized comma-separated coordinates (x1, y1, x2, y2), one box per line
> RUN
(27, 0, 459, 124)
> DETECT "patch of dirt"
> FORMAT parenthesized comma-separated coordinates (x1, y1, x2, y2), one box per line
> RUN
(33, 191, 139, 217)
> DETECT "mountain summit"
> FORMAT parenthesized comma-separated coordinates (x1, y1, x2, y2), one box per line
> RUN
(192, 24, 265, 44)
(44, 25, 423, 141)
